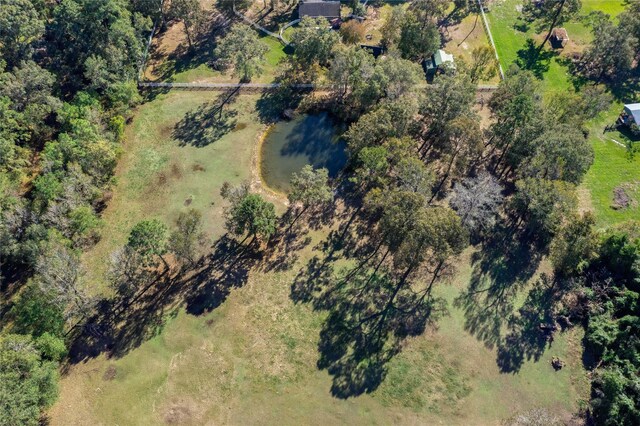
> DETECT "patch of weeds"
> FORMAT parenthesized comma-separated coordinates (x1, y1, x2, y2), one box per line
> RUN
(611, 182, 640, 210)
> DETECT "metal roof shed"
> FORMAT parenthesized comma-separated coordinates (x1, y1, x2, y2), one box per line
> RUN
(298, 0, 341, 19)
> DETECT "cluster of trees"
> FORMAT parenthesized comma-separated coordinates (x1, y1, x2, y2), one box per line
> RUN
(268, 2, 633, 413)
(522, 0, 640, 84)
(579, 4, 640, 82)
(0, 0, 157, 421)
(545, 218, 640, 424)
(215, 0, 637, 418)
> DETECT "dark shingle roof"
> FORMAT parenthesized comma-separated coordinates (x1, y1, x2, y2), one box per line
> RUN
(551, 28, 569, 40)
(298, 0, 341, 19)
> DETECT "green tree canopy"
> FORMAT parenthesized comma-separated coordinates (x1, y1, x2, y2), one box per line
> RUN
(288, 165, 332, 210)
(127, 219, 169, 267)
(0, 0, 44, 67)
(214, 24, 269, 82)
(291, 16, 340, 67)
(398, 11, 440, 61)
(511, 178, 577, 244)
(225, 193, 277, 242)
(521, 124, 594, 185)
(169, 209, 206, 265)
(0, 334, 60, 426)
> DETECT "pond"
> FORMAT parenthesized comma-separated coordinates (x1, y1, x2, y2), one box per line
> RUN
(260, 112, 348, 193)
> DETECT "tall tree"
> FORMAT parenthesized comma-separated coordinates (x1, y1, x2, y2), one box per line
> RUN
(169, 209, 206, 265)
(410, 0, 450, 22)
(290, 16, 340, 67)
(450, 172, 504, 237)
(168, 0, 204, 48)
(549, 212, 598, 277)
(431, 115, 483, 201)
(0, 334, 61, 426)
(466, 46, 498, 83)
(487, 66, 544, 175)
(0, 61, 60, 144)
(395, 157, 434, 200)
(0, 0, 44, 67)
(510, 178, 577, 244)
(351, 146, 390, 191)
(288, 165, 332, 213)
(420, 71, 476, 156)
(521, 124, 593, 185)
(127, 219, 170, 269)
(344, 97, 419, 153)
(49, 0, 150, 91)
(581, 13, 634, 80)
(398, 11, 440, 61)
(224, 193, 277, 243)
(214, 24, 269, 82)
(380, 6, 405, 50)
(35, 242, 96, 323)
(340, 20, 367, 45)
(522, 0, 582, 52)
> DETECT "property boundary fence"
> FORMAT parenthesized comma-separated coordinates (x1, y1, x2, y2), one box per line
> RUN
(476, 0, 505, 80)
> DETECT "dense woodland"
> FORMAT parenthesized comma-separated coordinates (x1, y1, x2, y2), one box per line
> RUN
(1, 0, 640, 424)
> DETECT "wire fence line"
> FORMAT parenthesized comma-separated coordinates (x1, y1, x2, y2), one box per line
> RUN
(232, 3, 289, 45)
(138, 81, 498, 91)
(476, 0, 505, 80)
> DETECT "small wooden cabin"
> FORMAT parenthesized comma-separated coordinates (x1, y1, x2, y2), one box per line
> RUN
(550, 28, 569, 48)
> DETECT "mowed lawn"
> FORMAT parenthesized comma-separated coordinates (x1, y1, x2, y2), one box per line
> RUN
(80, 92, 264, 290)
(486, 0, 637, 227)
(486, 0, 626, 93)
(583, 106, 640, 227)
(50, 91, 588, 425)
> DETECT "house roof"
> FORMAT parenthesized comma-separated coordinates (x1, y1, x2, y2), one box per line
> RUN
(624, 103, 640, 124)
(433, 49, 454, 67)
(551, 28, 569, 40)
(298, 0, 341, 19)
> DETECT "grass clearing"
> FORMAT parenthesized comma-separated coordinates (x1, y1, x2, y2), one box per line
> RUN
(81, 92, 264, 290)
(444, 12, 502, 84)
(51, 91, 587, 425)
(486, 0, 639, 226)
(583, 106, 640, 227)
(486, 0, 626, 93)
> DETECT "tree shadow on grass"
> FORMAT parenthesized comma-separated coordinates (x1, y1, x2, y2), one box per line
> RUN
(149, 13, 229, 82)
(454, 222, 543, 351)
(183, 235, 262, 315)
(66, 233, 263, 363)
(496, 274, 560, 373)
(255, 72, 308, 123)
(289, 201, 449, 398)
(172, 87, 240, 147)
(322, 272, 447, 398)
(515, 38, 558, 80)
(454, 220, 576, 373)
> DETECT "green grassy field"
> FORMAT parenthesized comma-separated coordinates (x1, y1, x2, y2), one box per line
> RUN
(50, 92, 588, 425)
(49, 2, 639, 423)
(485, 0, 637, 227)
(583, 106, 640, 227)
(486, 0, 626, 93)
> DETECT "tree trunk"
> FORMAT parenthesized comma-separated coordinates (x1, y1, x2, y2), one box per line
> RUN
(184, 22, 193, 48)
(538, 0, 566, 53)
(287, 205, 308, 234)
(430, 147, 460, 203)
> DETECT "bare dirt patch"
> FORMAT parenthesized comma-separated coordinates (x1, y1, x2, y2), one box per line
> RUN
(234, 122, 248, 132)
(145, 22, 188, 81)
(611, 182, 640, 210)
(102, 365, 117, 381)
(163, 403, 193, 424)
(171, 163, 183, 179)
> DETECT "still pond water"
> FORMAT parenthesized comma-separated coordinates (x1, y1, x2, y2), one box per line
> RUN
(260, 113, 348, 192)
